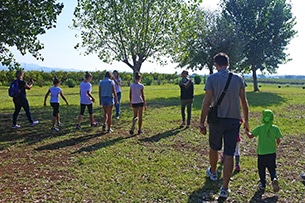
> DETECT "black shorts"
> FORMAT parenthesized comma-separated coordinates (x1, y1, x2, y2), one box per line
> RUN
(80, 103, 93, 115)
(132, 103, 144, 108)
(51, 103, 60, 117)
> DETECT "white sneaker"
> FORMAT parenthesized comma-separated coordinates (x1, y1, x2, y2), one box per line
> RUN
(51, 127, 59, 132)
(31, 121, 39, 126)
(206, 167, 218, 181)
(11, 124, 21, 129)
(219, 187, 231, 198)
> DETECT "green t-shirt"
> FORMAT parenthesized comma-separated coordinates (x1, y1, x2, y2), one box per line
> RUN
(252, 125, 282, 155)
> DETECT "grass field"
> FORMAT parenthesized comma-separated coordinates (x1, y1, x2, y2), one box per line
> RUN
(0, 83, 305, 202)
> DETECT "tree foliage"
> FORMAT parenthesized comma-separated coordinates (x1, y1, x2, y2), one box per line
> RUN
(222, 0, 297, 91)
(73, 0, 199, 74)
(0, 0, 64, 70)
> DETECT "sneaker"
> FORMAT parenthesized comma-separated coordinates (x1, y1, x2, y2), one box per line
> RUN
(219, 187, 231, 198)
(258, 182, 265, 191)
(138, 130, 143, 134)
(76, 124, 81, 130)
(206, 167, 218, 181)
(179, 122, 185, 128)
(272, 179, 280, 192)
(107, 128, 113, 133)
(235, 164, 240, 172)
(57, 122, 63, 127)
(116, 116, 119, 120)
(91, 122, 98, 127)
(300, 172, 305, 181)
(11, 124, 21, 129)
(31, 121, 39, 126)
(51, 127, 59, 132)
(102, 124, 106, 131)
(185, 125, 190, 128)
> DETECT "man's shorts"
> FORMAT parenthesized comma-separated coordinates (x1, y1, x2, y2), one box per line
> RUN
(102, 97, 114, 106)
(209, 118, 240, 156)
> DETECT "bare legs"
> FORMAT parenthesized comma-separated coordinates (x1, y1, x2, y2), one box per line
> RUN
(103, 105, 113, 130)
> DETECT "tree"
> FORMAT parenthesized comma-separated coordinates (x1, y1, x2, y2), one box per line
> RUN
(0, 0, 64, 70)
(222, 0, 297, 91)
(73, 0, 199, 75)
(173, 9, 246, 75)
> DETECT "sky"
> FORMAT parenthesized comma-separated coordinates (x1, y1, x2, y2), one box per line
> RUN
(11, 0, 305, 75)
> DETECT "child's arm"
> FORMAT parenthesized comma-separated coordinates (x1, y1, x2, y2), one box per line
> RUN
(112, 85, 118, 104)
(60, 91, 69, 105)
(87, 90, 95, 103)
(99, 85, 102, 106)
(129, 88, 132, 108)
(246, 131, 254, 138)
(44, 90, 50, 106)
(141, 88, 146, 109)
(276, 138, 281, 147)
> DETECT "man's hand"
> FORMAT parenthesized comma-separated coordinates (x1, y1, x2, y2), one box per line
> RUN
(199, 125, 207, 135)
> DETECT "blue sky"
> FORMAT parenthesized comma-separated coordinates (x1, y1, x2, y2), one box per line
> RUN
(11, 0, 305, 75)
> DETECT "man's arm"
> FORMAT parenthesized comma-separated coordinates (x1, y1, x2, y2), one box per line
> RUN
(199, 89, 213, 135)
(239, 88, 250, 132)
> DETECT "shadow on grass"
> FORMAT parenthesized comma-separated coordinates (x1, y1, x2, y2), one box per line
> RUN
(138, 127, 187, 142)
(188, 177, 225, 203)
(246, 91, 286, 107)
(249, 190, 278, 203)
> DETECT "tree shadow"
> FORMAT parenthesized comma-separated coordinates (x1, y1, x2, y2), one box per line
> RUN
(246, 92, 286, 107)
(249, 190, 279, 203)
(188, 177, 226, 203)
(138, 127, 187, 142)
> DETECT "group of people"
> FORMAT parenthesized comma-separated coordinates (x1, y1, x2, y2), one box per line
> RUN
(10, 53, 303, 199)
(12, 70, 146, 135)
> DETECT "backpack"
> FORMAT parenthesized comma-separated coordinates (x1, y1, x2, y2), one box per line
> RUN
(8, 80, 21, 97)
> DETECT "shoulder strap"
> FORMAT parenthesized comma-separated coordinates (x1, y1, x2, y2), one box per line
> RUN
(216, 72, 233, 105)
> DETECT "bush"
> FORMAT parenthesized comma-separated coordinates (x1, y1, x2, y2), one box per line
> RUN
(194, 75, 202, 84)
(143, 76, 153, 86)
(65, 78, 77, 88)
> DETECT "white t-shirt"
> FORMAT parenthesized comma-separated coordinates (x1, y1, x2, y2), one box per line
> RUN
(49, 86, 62, 103)
(130, 83, 144, 104)
(80, 81, 92, 105)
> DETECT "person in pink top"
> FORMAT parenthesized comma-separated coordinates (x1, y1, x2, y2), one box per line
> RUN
(129, 72, 146, 135)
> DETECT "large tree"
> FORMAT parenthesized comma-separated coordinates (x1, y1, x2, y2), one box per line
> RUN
(73, 0, 199, 74)
(222, 0, 297, 91)
(0, 0, 64, 70)
(173, 9, 245, 75)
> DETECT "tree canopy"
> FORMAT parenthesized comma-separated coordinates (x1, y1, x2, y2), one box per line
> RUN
(73, 0, 199, 74)
(0, 0, 63, 70)
(222, 0, 297, 91)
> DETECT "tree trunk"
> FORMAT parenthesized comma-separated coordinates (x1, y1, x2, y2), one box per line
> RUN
(252, 67, 259, 92)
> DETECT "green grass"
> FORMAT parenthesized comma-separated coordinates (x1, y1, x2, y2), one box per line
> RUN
(0, 83, 305, 202)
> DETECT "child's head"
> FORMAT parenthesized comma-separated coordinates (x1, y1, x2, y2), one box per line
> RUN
(134, 71, 141, 82)
(85, 71, 92, 82)
(15, 70, 24, 79)
(53, 76, 60, 86)
(105, 71, 112, 79)
(262, 109, 274, 124)
(113, 70, 119, 78)
(181, 70, 188, 78)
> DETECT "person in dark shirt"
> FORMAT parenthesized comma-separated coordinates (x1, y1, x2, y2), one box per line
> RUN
(179, 70, 194, 128)
(11, 70, 39, 129)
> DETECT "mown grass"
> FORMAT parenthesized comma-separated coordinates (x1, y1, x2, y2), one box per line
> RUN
(0, 83, 305, 202)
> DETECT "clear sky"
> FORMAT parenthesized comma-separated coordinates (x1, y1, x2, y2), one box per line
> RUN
(11, 0, 305, 75)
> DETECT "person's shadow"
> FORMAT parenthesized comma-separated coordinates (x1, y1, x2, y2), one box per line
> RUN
(249, 190, 278, 203)
(138, 127, 187, 142)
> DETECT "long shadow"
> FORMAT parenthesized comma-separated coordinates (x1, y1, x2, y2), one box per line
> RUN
(249, 190, 278, 203)
(188, 177, 226, 203)
(246, 91, 286, 107)
(138, 127, 187, 142)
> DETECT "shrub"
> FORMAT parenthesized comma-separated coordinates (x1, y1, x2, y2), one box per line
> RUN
(194, 75, 202, 84)
(65, 78, 76, 88)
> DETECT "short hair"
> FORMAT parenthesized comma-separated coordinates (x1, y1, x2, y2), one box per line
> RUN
(214, 52, 229, 66)
(85, 71, 92, 79)
(15, 70, 24, 78)
(181, 70, 188, 75)
(53, 76, 60, 85)
(105, 71, 112, 78)
(135, 71, 141, 80)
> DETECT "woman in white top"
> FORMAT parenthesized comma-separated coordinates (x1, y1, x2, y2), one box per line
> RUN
(129, 71, 146, 135)
(44, 76, 68, 132)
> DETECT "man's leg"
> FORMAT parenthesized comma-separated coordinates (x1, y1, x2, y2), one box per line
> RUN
(209, 148, 218, 173)
(222, 154, 234, 189)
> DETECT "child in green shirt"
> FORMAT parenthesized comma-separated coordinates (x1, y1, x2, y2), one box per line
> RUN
(247, 109, 282, 192)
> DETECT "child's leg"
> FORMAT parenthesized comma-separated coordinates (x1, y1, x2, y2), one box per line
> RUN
(106, 105, 113, 130)
(186, 100, 192, 126)
(234, 142, 240, 166)
(77, 104, 86, 125)
(138, 107, 143, 131)
(258, 155, 267, 187)
(132, 108, 138, 127)
(52, 116, 56, 128)
(103, 105, 108, 125)
(88, 104, 95, 124)
(180, 100, 186, 125)
(267, 153, 277, 181)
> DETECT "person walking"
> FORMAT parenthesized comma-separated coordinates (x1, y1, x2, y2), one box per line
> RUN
(44, 76, 69, 132)
(179, 70, 194, 128)
(11, 70, 39, 128)
(129, 71, 146, 135)
(99, 71, 117, 133)
(76, 71, 98, 130)
(199, 53, 249, 198)
(247, 109, 282, 192)
(113, 70, 122, 119)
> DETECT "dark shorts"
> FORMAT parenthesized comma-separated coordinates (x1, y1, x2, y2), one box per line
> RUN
(209, 118, 240, 156)
(80, 103, 93, 115)
(102, 97, 114, 106)
(132, 103, 144, 108)
(51, 102, 59, 117)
